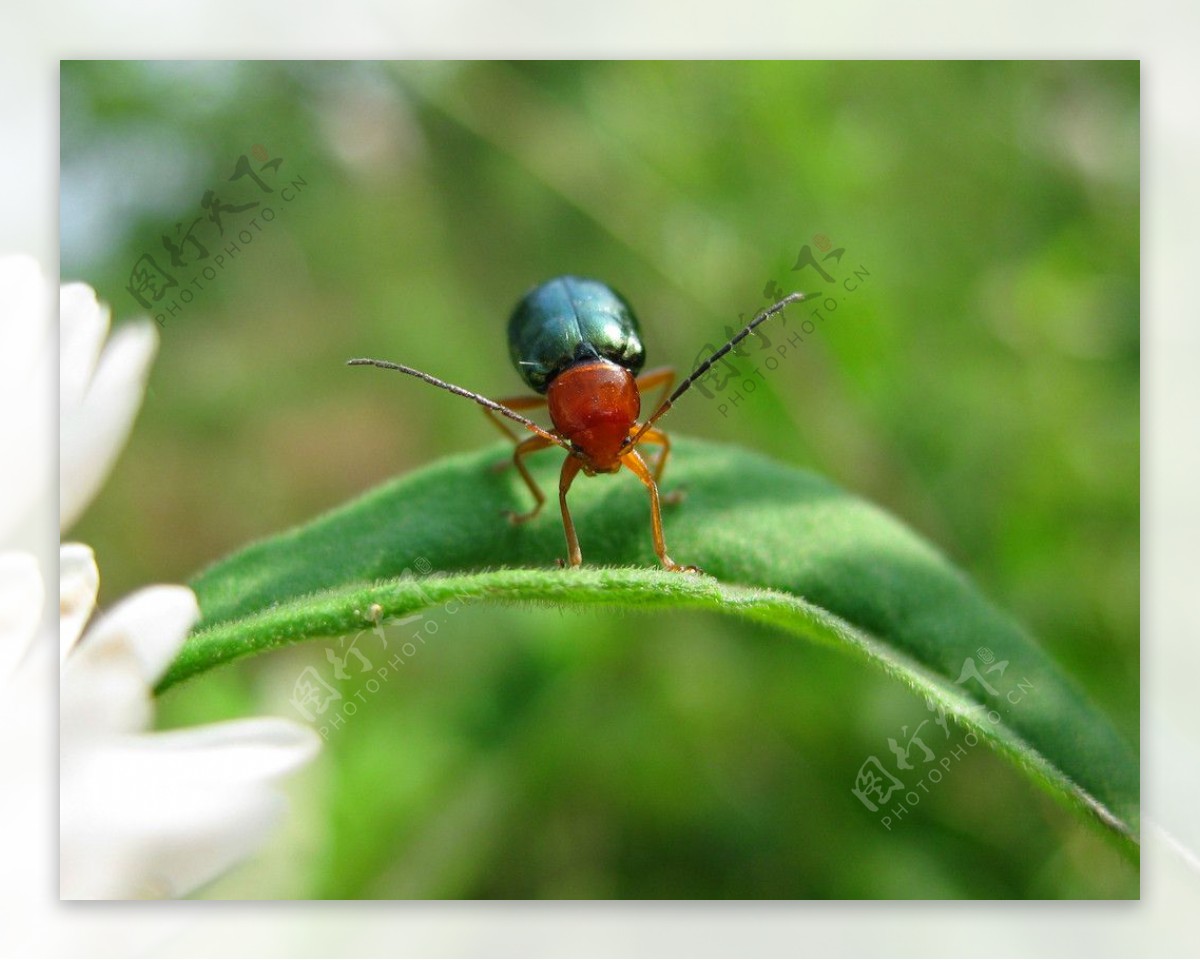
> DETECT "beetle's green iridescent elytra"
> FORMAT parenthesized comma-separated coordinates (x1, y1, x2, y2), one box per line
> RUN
(507, 276, 646, 393)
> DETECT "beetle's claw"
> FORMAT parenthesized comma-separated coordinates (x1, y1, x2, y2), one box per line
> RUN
(661, 557, 704, 575)
(663, 486, 687, 507)
(503, 506, 542, 525)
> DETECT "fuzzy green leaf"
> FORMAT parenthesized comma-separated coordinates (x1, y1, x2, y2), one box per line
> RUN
(167, 437, 1138, 857)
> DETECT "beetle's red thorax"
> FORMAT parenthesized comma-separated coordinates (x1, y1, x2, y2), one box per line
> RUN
(547, 360, 640, 472)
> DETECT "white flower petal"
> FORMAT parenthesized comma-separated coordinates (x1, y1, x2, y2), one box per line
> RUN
(0, 552, 42, 686)
(61, 583, 198, 743)
(148, 791, 283, 899)
(59, 281, 109, 414)
(73, 582, 198, 686)
(128, 716, 322, 783)
(61, 742, 287, 899)
(60, 635, 150, 745)
(61, 720, 318, 899)
(58, 542, 98, 664)
(60, 311, 157, 532)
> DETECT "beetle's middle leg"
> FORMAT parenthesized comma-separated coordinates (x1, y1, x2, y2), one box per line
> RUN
(503, 434, 555, 524)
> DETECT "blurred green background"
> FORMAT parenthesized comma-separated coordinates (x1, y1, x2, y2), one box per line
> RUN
(61, 61, 1139, 898)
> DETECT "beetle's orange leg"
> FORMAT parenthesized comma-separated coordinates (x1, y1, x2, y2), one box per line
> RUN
(633, 425, 672, 482)
(630, 367, 673, 478)
(485, 393, 551, 473)
(635, 366, 675, 413)
(504, 433, 555, 524)
(558, 454, 585, 567)
(628, 424, 686, 506)
(484, 393, 548, 445)
(620, 448, 701, 574)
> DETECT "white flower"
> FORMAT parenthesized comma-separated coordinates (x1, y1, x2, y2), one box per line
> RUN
(4, 257, 323, 906)
(59, 278, 158, 532)
(59, 543, 320, 899)
(50, 275, 321, 899)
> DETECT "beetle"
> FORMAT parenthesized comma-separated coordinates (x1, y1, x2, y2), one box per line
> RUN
(349, 276, 804, 572)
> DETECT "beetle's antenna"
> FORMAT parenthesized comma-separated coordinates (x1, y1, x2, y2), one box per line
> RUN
(348, 358, 571, 451)
(621, 291, 806, 453)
